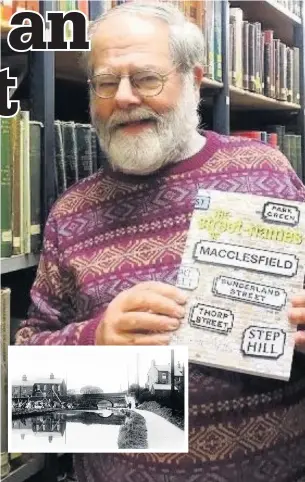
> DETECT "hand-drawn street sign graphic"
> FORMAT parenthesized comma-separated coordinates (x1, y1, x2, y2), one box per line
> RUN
(189, 303, 234, 334)
(262, 202, 300, 226)
(171, 189, 305, 381)
(241, 326, 286, 359)
(193, 241, 298, 277)
(212, 275, 287, 310)
(176, 265, 200, 290)
(195, 189, 210, 210)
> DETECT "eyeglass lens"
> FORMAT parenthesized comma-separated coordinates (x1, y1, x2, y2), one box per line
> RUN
(91, 72, 164, 98)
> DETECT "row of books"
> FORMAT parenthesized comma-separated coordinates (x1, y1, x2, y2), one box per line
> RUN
(273, 0, 303, 18)
(60, 0, 223, 84)
(0, 116, 106, 259)
(1, 114, 42, 259)
(54, 120, 106, 196)
(231, 128, 303, 180)
(1, 116, 105, 257)
(229, 7, 300, 104)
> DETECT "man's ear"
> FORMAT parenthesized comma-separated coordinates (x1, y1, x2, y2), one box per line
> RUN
(193, 64, 204, 89)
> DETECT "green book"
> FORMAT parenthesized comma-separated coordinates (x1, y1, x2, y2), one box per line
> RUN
(1, 118, 13, 258)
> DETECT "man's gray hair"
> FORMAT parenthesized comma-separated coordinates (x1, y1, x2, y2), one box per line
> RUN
(82, 1, 205, 77)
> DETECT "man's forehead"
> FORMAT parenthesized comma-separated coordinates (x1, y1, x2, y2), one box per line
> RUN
(90, 14, 171, 72)
(91, 13, 170, 52)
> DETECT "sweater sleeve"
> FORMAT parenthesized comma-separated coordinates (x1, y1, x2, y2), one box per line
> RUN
(15, 212, 101, 346)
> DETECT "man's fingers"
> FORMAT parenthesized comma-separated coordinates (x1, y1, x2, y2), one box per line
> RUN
(295, 330, 305, 347)
(288, 307, 305, 324)
(135, 281, 188, 304)
(127, 333, 171, 345)
(122, 291, 186, 319)
(117, 312, 180, 333)
(290, 292, 305, 307)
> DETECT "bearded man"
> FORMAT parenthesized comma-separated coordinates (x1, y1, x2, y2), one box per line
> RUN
(16, 2, 305, 481)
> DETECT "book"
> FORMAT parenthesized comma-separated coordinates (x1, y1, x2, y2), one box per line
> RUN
(1, 118, 13, 258)
(171, 189, 305, 381)
(1, 288, 11, 478)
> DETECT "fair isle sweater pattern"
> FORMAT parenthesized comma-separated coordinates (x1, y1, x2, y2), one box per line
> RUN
(15, 130, 305, 481)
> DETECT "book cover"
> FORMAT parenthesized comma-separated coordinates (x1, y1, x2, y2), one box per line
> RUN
(1, 118, 13, 258)
(171, 189, 305, 381)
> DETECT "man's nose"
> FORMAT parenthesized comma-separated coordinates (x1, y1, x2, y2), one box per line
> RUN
(114, 77, 142, 109)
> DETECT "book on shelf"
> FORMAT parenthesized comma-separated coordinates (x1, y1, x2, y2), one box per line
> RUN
(229, 6, 300, 104)
(1, 288, 11, 479)
(1, 114, 43, 260)
(231, 128, 303, 180)
(54, 120, 107, 197)
(0, 114, 107, 259)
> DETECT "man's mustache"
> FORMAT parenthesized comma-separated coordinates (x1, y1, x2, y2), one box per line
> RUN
(106, 109, 161, 131)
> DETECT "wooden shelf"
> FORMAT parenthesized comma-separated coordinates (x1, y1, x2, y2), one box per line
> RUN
(230, 85, 301, 111)
(265, 0, 302, 24)
(1, 254, 40, 275)
(202, 78, 223, 90)
(2, 455, 45, 482)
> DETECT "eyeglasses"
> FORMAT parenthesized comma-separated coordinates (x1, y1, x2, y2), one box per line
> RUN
(88, 65, 179, 99)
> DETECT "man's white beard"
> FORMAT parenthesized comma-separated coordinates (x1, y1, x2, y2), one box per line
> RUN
(91, 74, 200, 175)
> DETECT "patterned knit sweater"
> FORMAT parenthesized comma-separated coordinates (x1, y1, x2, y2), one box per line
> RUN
(16, 130, 305, 482)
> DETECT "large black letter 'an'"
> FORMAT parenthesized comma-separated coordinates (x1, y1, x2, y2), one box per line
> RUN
(7, 11, 47, 52)
(47, 11, 90, 51)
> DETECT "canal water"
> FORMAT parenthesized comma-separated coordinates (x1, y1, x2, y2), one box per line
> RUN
(11, 409, 128, 452)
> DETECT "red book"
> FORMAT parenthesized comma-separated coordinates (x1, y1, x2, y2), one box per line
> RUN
(78, 0, 89, 17)
(26, 0, 39, 12)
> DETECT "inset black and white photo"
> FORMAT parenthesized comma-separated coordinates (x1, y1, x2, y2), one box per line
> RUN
(8, 346, 188, 453)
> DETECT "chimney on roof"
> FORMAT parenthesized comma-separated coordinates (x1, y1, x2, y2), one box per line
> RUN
(50, 373, 54, 379)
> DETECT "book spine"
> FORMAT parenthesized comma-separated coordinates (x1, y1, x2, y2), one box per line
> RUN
(263, 30, 273, 98)
(207, 0, 215, 79)
(54, 120, 66, 196)
(230, 8, 243, 89)
(248, 23, 255, 92)
(75, 123, 93, 180)
(254, 22, 262, 94)
(295, 135, 302, 180)
(279, 42, 287, 101)
(1, 118, 13, 258)
(91, 127, 98, 173)
(77, 0, 89, 17)
(1, 0, 13, 21)
(286, 47, 293, 102)
(11, 112, 22, 255)
(89, 0, 105, 20)
(214, 0, 222, 82)
(1, 288, 11, 477)
(26, 0, 39, 11)
(293, 47, 300, 105)
(62, 121, 78, 189)
(242, 21, 249, 90)
(21, 111, 31, 254)
(30, 121, 43, 253)
(274, 38, 280, 99)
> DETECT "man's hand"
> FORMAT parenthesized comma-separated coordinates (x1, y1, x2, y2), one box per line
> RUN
(288, 291, 305, 348)
(95, 281, 187, 345)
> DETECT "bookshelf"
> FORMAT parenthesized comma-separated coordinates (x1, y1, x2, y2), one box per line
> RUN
(0, 1, 304, 481)
(2, 455, 45, 482)
(1, 254, 40, 275)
